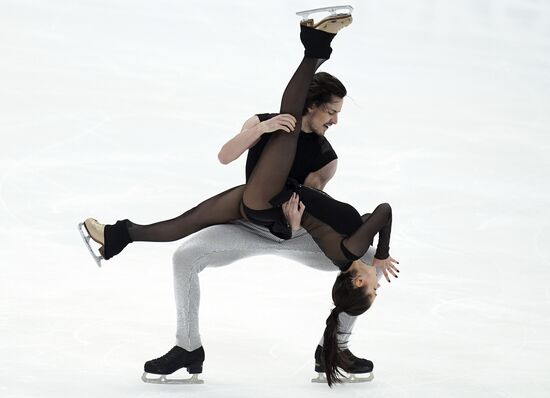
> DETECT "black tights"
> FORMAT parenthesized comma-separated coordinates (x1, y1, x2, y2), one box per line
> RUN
(127, 185, 245, 243)
(242, 56, 322, 210)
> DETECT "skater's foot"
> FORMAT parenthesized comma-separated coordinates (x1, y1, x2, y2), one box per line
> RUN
(144, 346, 205, 375)
(81, 218, 132, 260)
(312, 345, 374, 383)
(83, 218, 106, 255)
(299, 11, 352, 60)
(314, 344, 373, 374)
(301, 14, 353, 34)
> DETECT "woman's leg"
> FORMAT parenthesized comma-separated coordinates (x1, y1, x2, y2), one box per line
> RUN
(87, 184, 246, 260)
(242, 56, 322, 210)
(127, 185, 245, 243)
(242, 26, 340, 211)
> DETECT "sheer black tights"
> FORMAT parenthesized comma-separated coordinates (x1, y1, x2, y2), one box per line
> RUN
(127, 185, 244, 242)
(242, 56, 322, 210)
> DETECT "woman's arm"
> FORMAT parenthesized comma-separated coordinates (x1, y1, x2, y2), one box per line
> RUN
(218, 115, 262, 164)
(218, 114, 297, 164)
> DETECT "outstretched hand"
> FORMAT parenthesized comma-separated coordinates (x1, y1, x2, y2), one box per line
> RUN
(261, 114, 297, 134)
(372, 255, 400, 283)
(282, 193, 305, 232)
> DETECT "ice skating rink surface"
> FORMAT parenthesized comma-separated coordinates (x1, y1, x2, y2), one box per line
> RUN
(1, 1, 549, 397)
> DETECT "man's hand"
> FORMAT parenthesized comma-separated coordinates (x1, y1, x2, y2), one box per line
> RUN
(372, 255, 400, 283)
(282, 193, 305, 232)
(260, 114, 296, 134)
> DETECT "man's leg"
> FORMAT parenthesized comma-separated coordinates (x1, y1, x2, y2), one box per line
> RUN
(143, 222, 286, 381)
(173, 221, 299, 350)
(172, 222, 288, 350)
(172, 221, 377, 355)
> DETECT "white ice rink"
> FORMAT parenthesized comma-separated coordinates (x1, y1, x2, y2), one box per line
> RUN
(1, 1, 549, 397)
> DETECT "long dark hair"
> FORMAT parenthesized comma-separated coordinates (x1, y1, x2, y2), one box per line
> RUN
(323, 270, 372, 387)
(302, 72, 347, 115)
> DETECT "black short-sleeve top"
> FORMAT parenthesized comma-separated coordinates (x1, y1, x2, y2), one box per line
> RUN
(245, 113, 338, 184)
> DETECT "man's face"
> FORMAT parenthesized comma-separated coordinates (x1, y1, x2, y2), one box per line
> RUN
(306, 96, 344, 136)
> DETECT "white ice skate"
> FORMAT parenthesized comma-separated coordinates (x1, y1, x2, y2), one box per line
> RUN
(311, 371, 374, 383)
(141, 372, 204, 385)
(297, 5, 354, 31)
(78, 218, 105, 267)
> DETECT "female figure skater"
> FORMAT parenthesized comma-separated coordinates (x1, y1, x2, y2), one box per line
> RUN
(80, 11, 398, 387)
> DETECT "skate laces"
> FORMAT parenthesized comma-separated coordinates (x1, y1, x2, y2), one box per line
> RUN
(155, 346, 184, 362)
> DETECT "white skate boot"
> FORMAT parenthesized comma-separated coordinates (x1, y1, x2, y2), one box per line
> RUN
(78, 218, 105, 267)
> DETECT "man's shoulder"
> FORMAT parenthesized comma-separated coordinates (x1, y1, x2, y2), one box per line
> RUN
(316, 133, 334, 148)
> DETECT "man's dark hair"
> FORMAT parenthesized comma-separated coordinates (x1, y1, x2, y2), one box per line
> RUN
(302, 72, 347, 115)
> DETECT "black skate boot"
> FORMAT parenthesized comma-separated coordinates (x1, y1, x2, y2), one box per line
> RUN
(80, 218, 132, 265)
(312, 345, 374, 383)
(299, 12, 353, 59)
(102, 219, 132, 259)
(142, 346, 205, 384)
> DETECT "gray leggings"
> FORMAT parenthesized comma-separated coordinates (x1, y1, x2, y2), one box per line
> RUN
(173, 220, 378, 351)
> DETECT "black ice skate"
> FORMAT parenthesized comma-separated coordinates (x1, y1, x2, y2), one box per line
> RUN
(78, 218, 132, 267)
(297, 5, 353, 60)
(311, 344, 374, 383)
(142, 346, 205, 384)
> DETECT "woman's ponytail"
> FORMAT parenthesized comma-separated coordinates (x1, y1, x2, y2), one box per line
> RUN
(322, 307, 351, 387)
(323, 270, 373, 387)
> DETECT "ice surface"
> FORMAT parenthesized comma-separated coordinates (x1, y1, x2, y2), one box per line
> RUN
(1, 1, 549, 397)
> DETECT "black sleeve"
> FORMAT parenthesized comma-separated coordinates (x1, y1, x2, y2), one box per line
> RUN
(310, 136, 338, 172)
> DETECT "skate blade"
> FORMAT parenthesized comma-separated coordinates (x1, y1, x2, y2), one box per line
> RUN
(78, 222, 104, 267)
(311, 14, 353, 33)
(311, 371, 374, 383)
(141, 372, 204, 384)
(296, 5, 354, 21)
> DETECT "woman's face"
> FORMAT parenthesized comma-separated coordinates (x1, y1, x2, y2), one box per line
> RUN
(351, 260, 380, 303)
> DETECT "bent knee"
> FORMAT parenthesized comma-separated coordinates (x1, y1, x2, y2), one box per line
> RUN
(379, 202, 392, 215)
(172, 242, 204, 272)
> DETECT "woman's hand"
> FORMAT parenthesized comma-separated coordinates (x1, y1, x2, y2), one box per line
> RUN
(260, 114, 297, 134)
(372, 255, 400, 283)
(282, 193, 305, 232)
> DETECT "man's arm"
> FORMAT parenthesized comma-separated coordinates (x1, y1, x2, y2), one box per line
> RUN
(303, 159, 338, 190)
(283, 159, 338, 231)
(218, 114, 297, 164)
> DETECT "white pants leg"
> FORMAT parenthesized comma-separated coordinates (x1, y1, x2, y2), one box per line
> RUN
(172, 220, 376, 351)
